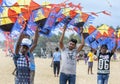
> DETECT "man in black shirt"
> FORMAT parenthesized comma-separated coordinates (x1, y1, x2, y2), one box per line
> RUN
(96, 41, 117, 84)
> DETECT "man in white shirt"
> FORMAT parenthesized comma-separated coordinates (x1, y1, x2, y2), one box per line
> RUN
(59, 24, 85, 84)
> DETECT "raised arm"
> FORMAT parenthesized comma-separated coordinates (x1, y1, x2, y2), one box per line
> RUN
(30, 26, 39, 53)
(59, 25, 67, 50)
(77, 27, 85, 53)
(15, 21, 27, 54)
(15, 32, 25, 54)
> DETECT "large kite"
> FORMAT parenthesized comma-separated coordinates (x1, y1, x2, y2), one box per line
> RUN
(0, 0, 119, 51)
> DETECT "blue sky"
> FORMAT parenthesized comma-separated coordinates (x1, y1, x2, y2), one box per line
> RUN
(34, 0, 120, 28)
(3, 0, 120, 27)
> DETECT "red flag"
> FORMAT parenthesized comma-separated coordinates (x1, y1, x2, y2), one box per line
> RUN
(29, 1, 40, 11)
(76, 3, 82, 10)
(8, 9, 18, 22)
(88, 25, 96, 34)
(91, 12, 98, 17)
(68, 2, 74, 8)
(102, 11, 111, 16)
(42, 7, 51, 18)
(69, 10, 77, 18)
(81, 12, 89, 22)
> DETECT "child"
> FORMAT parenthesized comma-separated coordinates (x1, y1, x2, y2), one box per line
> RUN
(13, 21, 39, 84)
(87, 49, 95, 74)
(96, 41, 117, 84)
(14, 36, 32, 84)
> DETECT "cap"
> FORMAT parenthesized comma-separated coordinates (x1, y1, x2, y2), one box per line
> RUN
(21, 38, 32, 48)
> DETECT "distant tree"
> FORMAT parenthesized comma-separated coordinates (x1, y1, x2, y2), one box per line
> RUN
(38, 36, 48, 48)
(49, 34, 60, 42)
(110, 26, 114, 29)
(33, 36, 48, 56)
(116, 26, 120, 31)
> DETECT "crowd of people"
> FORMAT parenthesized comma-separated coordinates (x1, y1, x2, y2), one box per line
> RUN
(11, 21, 118, 84)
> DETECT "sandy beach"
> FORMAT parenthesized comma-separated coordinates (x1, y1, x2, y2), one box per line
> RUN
(0, 50, 120, 84)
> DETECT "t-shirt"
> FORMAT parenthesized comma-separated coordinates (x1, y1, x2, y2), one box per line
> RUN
(53, 51, 61, 61)
(16, 53, 30, 83)
(14, 40, 35, 70)
(16, 53, 30, 68)
(97, 52, 113, 74)
(60, 48, 78, 75)
(87, 52, 94, 62)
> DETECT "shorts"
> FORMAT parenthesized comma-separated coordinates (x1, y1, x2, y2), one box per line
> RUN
(88, 62, 93, 67)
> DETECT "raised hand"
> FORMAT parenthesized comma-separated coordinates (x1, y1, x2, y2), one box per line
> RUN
(79, 27, 83, 34)
(63, 25, 67, 31)
(21, 21, 27, 29)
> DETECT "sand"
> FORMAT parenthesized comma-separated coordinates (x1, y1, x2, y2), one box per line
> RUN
(0, 50, 120, 84)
